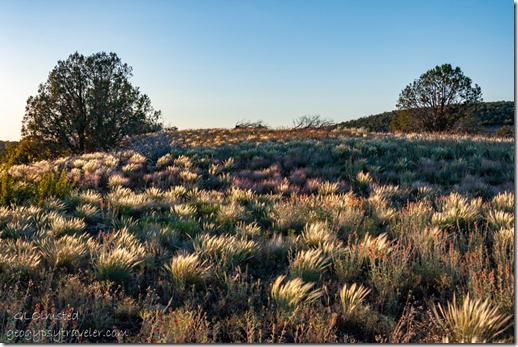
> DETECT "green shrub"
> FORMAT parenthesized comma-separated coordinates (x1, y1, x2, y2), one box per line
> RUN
(37, 169, 73, 205)
(0, 173, 14, 206)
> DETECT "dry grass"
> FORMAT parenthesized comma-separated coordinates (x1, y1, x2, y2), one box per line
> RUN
(431, 294, 513, 342)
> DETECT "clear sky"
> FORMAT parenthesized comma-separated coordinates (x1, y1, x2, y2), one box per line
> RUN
(0, 0, 514, 140)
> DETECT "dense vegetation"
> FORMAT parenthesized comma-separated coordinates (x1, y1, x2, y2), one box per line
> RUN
(0, 141, 16, 153)
(339, 101, 514, 135)
(0, 128, 514, 342)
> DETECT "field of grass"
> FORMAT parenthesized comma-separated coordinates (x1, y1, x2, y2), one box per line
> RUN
(0, 128, 514, 343)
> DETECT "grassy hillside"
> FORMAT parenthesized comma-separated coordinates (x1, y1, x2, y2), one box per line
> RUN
(0, 128, 514, 343)
(339, 101, 514, 133)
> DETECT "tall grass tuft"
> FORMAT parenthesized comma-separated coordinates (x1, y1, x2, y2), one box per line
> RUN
(491, 191, 514, 213)
(0, 239, 41, 277)
(431, 294, 513, 343)
(38, 234, 90, 270)
(164, 252, 211, 288)
(194, 233, 258, 268)
(431, 193, 482, 231)
(289, 249, 330, 282)
(270, 275, 322, 311)
(49, 215, 86, 237)
(485, 209, 514, 230)
(96, 247, 143, 283)
(339, 283, 371, 316)
(95, 228, 146, 283)
(74, 203, 101, 224)
(300, 222, 336, 248)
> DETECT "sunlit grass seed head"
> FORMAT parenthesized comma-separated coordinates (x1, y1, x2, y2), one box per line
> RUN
(208, 163, 222, 176)
(493, 227, 514, 248)
(228, 187, 256, 205)
(82, 159, 101, 174)
(156, 153, 174, 168)
(193, 233, 258, 267)
(225, 238, 259, 266)
(289, 248, 330, 282)
(407, 226, 445, 255)
(306, 177, 322, 193)
(222, 157, 235, 171)
(165, 252, 211, 288)
(0, 239, 41, 277)
(357, 233, 393, 260)
(394, 200, 434, 241)
(164, 185, 188, 202)
(108, 173, 131, 188)
(366, 194, 397, 224)
(41, 197, 67, 212)
(102, 153, 120, 167)
(492, 227, 514, 265)
(355, 171, 372, 185)
(485, 209, 514, 230)
(78, 189, 103, 206)
(74, 203, 101, 224)
(339, 282, 371, 316)
(431, 193, 482, 231)
(171, 204, 197, 218)
(2, 220, 35, 239)
(317, 181, 340, 196)
(413, 182, 434, 199)
(8, 206, 41, 225)
(49, 215, 86, 237)
(96, 246, 143, 283)
(234, 221, 261, 240)
(371, 184, 401, 200)
(319, 239, 346, 259)
(217, 202, 247, 224)
(193, 233, 226, 258)
(179, 171, 198, 184)
(491, 192, 514, 213)
(144, 187, 164, 200)
(102, 227, 147, 258)
(38, 234, 90, 269)
(300, 222, 336, 248)
(127, 153, 147, 165)
(122, 162, 143, 174)
(270, 275, 323, 311)
(173, 155, 192, 169)
(7, 164, 30, 179)
(193, 189, 224, 205)
(72, 159, 87, 168)
(108, 187, 152, 214)
(265, 233, 292, 259)
(431, 294, 513, 343)
(80, 151, 106, 161)
(0, 205, 11, 219)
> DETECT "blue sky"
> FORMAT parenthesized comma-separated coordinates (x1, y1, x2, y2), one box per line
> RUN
(0, 0, 513, 140)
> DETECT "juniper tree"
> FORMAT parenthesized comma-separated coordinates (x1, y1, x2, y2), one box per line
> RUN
(22, 52, 162, 155)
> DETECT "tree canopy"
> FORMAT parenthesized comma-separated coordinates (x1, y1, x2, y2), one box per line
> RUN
(394, 64, 482, 132)
(21, 52, 162, 155)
